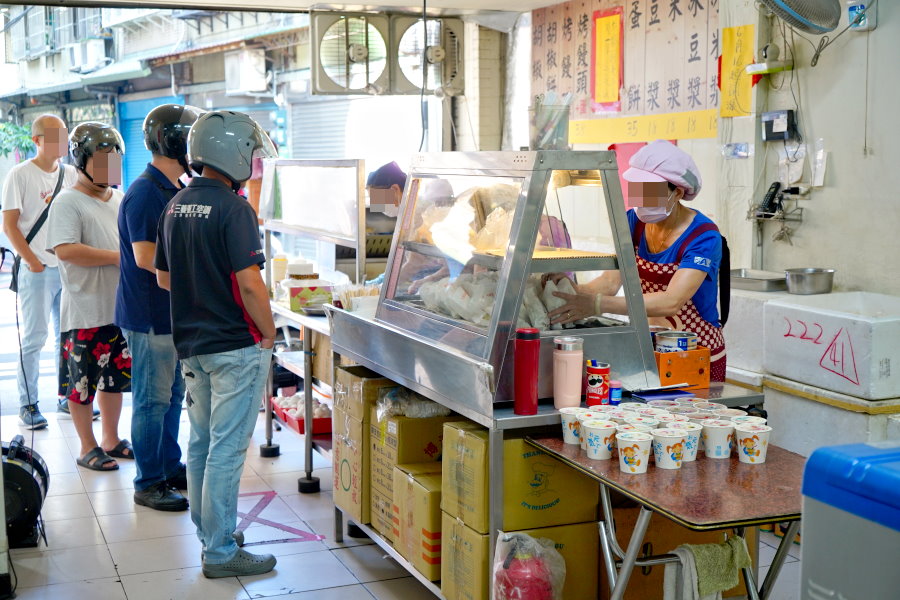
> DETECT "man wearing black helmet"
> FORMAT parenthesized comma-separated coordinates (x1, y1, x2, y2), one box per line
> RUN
(116, 104, 203, 511)
(155, 110, 278, 578)
(46, 122, 133, 472)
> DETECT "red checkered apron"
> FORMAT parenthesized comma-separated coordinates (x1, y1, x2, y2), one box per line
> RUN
(633, 221, 727, 382)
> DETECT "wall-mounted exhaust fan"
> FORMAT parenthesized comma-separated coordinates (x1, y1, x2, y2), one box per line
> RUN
(390, 17, 464, 96)
(311, 13, 391, 94)
(311, 12, 465, 97)
(759, 0, 841, 34)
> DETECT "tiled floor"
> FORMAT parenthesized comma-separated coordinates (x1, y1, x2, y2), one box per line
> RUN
(2, 410, 436, 600)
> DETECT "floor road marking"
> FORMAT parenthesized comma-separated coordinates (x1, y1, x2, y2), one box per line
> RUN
(237, 490, 326, 546)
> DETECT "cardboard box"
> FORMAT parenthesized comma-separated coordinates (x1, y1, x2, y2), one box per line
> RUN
(599, 505, 759, 599)
(333, 366, 397, 420)
(369, 405, 453, 500)
(440, 513, 600, 600)
(441, 422, 599, 534)
(441, 512, 491, 600)
(393, 463, 444, 581)
(371, 487, 395, 544)
(331, 366, 397, 525)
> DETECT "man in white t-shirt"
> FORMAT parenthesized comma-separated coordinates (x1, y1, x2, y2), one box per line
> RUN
(2, 114, 78, 429)
(47, 122, 132, 472)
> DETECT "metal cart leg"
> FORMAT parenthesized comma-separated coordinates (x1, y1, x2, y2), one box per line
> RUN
(735, 527, 762, 600)
(760, 520, 800, 600)
(609, 506, 654, 600)
(298, 324, 320, 494)
(598, 521, 619, 592)
(260, 353, 280, 457)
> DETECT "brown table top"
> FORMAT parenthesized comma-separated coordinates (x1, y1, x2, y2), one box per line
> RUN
(526, 435, 806, 531)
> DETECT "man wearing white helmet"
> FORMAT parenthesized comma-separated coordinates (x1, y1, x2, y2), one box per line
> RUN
(549, 140, 727, 381)
(155, 110, 278, 578)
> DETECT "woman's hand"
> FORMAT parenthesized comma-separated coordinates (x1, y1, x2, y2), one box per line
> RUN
(548, 290, 598, 325)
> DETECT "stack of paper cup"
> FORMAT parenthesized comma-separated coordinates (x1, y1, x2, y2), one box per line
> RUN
(616, 432, 652, 474)
(581, 419, 618, 460)
(618, 402, 645, 412)
(734, 424, 772, 464)
(668, 421, 703, 462)
(559, 407, 587, 445)
(652, 429, 688, 469)
(701, 419, 736, 459)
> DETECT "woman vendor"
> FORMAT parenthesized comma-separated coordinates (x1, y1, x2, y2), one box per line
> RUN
(548, 140, 726, 381)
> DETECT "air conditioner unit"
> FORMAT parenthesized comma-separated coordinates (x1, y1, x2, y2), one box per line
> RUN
(225, 48, 268, 95)
(311, 12, 391, 95)
(69, 39, 110, 74)
(390, 16, 464, 96)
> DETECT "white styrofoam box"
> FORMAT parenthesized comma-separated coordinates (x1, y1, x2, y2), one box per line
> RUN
(725, 366, 764, 389)
(764, 292, 900, 400)
(723, 289, 790, 373)
(763, 375, 900, 457)
(888, 415, 900, 441)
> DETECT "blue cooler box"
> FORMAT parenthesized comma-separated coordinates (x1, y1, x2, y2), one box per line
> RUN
(801, 442, 900, 600)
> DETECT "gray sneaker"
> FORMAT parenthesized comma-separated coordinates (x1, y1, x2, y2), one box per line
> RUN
(19, 405, 48, 430)
(202, 549, 276, 578)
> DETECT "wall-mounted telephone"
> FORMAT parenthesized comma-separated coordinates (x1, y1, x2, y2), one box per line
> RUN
(756, 182, 782, 218)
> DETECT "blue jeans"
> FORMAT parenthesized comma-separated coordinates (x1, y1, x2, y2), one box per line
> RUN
(181, 343, 272, 564)
(122, 328, 185, 491)
(16, 265, 61, 408)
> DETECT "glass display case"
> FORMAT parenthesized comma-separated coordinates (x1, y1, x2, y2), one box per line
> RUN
(332, 151, 660, 421)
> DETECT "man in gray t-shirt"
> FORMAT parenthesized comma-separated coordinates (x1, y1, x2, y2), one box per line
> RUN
(46, 122, 133, 472)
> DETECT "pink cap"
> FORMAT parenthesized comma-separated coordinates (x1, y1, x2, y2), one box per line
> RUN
(622, 140, 703, 201)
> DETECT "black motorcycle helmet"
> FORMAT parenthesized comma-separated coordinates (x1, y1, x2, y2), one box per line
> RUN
(69, 122, 125, 181)
(143, 104, 203, 177)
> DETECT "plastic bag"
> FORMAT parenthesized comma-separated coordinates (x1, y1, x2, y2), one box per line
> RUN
(375, 387, 452, 422)
(493, 532, 566, 600)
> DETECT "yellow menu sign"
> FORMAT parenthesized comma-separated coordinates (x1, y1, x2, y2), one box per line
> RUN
(569, 109, 718, 145)
(721, 24, 754, 118)
(593, 10, 622, 105)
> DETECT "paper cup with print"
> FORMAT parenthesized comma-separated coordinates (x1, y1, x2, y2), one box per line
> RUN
(625, 416, 659, 429)
(582, 419, 618, 460)
(577, 411, 606, 449)
(587, 405, 618, 413)
(656, 413, 691, 426)
(731, 415, 768, 427)
(604, 410, 630, 426)
(638, 407, 670, 418)
(559, 407, 587, 445)
(692, 402, 726, 412)
(668, 421, 703, 462)
(618, 402, 645, 412)
(734, 424, 772, 464)
(647, 400, 678, 409)
(616, 432, 652, 474)
(669, 405, 700, 416)
(715, 408, 747, 419)
(701, 419, 736, 459)
(652, 428, 688, 470)
(675, 396, 698, 405)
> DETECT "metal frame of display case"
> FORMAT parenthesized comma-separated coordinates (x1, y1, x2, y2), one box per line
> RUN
(324, 150, 765, 598)
(259, 159, 365, 493)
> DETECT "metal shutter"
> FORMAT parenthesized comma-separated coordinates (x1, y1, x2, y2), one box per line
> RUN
(290, 98, 353, 159)
(119, 95, 183, 190)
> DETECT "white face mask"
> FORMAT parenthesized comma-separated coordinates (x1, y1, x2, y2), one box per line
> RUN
(634, 190, 676, 224)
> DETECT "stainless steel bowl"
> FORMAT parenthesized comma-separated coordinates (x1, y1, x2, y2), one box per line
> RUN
(785, 268, 835, 295)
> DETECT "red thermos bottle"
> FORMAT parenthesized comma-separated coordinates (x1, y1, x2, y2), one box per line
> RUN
(514, 328, 541, 415)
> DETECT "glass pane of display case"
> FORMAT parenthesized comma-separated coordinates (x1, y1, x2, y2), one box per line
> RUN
(260, 160, 362, 242)
(384, 174, 525, 331)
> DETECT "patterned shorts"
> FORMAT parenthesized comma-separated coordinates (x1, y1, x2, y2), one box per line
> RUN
(59, 324, 132, 405)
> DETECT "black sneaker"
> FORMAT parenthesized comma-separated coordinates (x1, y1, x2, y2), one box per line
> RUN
(19, 404, 48, 430)
(58, 398, 100, 420)
(165, 463, 188, 490)
(134, 481, 189, 512)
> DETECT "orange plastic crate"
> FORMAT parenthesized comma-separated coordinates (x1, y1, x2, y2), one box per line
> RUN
(655, 347, 711, 390)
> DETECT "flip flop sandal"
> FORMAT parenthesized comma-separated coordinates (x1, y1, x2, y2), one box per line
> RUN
(77, 447, 119, 471)
(107, 439, 134, 459)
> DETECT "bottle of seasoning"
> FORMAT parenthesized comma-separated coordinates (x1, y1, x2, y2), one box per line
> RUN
(585, 360, 611, 406)
(514, 328, 541, 415)
(553, 336, 584, 409)
(608, 380, 623, 406)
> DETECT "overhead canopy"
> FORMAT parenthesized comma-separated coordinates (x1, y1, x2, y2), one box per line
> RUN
(25, 0, 552, 13)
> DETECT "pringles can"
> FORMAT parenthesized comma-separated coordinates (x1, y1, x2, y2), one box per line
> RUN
(585, 360, 611, 406)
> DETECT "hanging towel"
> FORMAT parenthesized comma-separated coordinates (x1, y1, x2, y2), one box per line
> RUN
(684, 536, 753, 597)
(663, 547, 721, 600)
